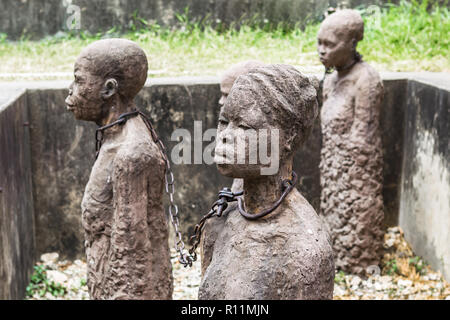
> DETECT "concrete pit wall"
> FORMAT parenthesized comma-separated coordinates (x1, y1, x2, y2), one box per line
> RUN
(0, 73, 448, 299)
(399, 79, 450, 281)
(0, 91, 36, 300)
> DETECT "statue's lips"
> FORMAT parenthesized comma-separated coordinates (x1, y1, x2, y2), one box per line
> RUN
(66, 102, 77, 113)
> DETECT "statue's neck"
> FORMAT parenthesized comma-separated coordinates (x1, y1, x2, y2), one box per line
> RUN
(336, 56, 358, 77)
(96, 98, 135, 127)
(242, 161, 293, 215)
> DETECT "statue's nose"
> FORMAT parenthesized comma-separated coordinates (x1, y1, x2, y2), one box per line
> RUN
(318, 46, 326, 55)
(68, 82, 74, 95)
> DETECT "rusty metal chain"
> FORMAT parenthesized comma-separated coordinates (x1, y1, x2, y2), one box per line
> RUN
(188, 172, 298, 258)
(237, 171, 298, 220)
(322, 52, 362, 82)
(188, 188, 243, 260)
(94, 109, 194, 267)
(95, 110, 140, 160)
(136, 110, 195, 267)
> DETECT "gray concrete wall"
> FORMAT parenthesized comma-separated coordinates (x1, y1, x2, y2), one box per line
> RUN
(399, 79, 450, 281)
(0, 90, 36, 300)
(379, 78, 408, 227)
(27, 88, 96, 260)
(0, 0, 393, 40)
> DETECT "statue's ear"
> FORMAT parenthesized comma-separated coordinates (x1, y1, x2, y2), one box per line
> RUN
(101, 78, 118, 100)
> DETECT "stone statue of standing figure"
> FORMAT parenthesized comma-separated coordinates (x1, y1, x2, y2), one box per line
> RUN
(65, 39, 173, 299)
(199, 64, 334, 299)
(317, 9, 385, 275)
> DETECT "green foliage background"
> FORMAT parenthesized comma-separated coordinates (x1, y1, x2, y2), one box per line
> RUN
(0, 0, 448, 79)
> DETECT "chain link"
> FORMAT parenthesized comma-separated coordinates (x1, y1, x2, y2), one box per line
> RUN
(188, 172, 298, 257)
(137, 110, 195, 267)
(188, 203, 218, 261)
(188, 187, 243, 259)
(95, 110, 139, 160)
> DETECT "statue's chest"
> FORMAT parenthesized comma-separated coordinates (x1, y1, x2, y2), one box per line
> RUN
(215, 210, 289, 255)
(321, 80, 355, 133)
(81, 151, 115, 236)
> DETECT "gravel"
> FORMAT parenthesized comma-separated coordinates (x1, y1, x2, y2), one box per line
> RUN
(26, 249, 200, 300)
(27, 226, 449, 300)
(27, 253, 89, 300)
(333, 227, 450, 300)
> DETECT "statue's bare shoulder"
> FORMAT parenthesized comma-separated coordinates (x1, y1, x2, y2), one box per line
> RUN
(354, 62, 383, 92)
(285, 191, 332, 250)
(111, 119, 164, 176)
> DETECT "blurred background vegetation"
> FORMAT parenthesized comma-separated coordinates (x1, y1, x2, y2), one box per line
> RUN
(0, 0, 448, 79)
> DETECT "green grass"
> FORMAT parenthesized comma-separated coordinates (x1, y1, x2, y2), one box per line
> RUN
(0, 0, 448, 79)
(385, 259, 400, 276)
(409, 256, 428, 275)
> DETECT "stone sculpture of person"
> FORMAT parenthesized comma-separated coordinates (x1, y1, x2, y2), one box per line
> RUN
(317, 9, 385, 275)
(65, 39, 173, 299)
(199, 64, 334, 299)
(218, 60, 265, 193)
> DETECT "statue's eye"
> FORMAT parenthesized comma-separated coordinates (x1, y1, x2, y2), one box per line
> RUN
(219, 119, 229, 126)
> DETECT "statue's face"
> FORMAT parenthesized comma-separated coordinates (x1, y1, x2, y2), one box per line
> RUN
(317, 24, 353, 69)
(214, 88, 283, 178)
(65, 57, 105, 122)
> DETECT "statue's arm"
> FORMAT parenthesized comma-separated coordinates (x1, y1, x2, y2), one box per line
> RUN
(110, 151, 154, 298)
(200, 209, 230, 277)
(350, 72, 384, 144)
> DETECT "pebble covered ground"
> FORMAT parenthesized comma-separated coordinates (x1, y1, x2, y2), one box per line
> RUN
(26, 227, 449, 300)
(333, 227, 450, 300)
